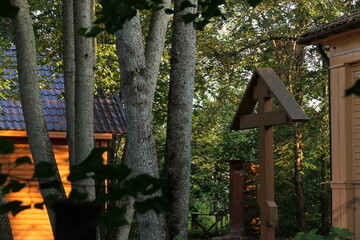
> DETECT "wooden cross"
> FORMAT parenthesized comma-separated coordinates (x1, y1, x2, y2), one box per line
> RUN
(231, 68, 308, 240)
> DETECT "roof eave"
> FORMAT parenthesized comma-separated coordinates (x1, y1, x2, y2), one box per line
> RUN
(298, 19, 360, 45)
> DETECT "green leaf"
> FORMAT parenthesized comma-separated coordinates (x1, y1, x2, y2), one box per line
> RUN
(182, 13, 198, 24)
(2, 180, 26, 194)
(294, 232, 305, 240)
(124, 174, 164, 196)
(99, 206, 127, 228)
(308, 228, 319, 235)
(34, 202, 44, 209)
(42, 194, 59, 207)
(77, 27, 88, 37)
(0, 174, 7, 185)
(11, 204, 30, 216)
(165, 8, 174, 14)
(246, 0, 262, 7)
(134, 196, 169, 214)
(39, 180, 63, 190)
(93, 164, 131, 181)
(85, 26, 104, 38)
(14, 156, 33, 167)
(80, 147, 108, 169)
(194, 19, 210, 31)
(68, 189, 88, 201)
(0, 137, 14, 154)
(33, 162, 56, 178)
(345, 80, 360, 96)
(67, 166, 88, 182)
(180, 1, 197, 11)
(0, 0, 19, 19)
(0, 201, 30, 216)
(96, 188, 127, 203)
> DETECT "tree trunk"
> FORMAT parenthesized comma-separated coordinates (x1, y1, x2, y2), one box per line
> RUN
(0, 183, 13, 240)
(116, 15, 163, 239)
(163, 0, 197, 239)
(293, 124, 306, 232)
(62, 0, 76, 166)
(115, 2, 169, 239)
(106, 137, 135, 240)
(320, 152, 330, 235)
(11, 0, 66, 232)
(73, 0, 96, 200)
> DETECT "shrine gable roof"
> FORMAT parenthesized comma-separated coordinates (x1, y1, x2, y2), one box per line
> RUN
(230, 68, 309, 130)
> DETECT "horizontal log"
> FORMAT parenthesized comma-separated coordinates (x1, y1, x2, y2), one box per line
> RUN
(238, 111, 290, 129)
(9, 219, 51, 225)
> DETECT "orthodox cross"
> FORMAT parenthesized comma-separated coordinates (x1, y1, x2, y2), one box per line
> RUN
(230, 68, 309, 240)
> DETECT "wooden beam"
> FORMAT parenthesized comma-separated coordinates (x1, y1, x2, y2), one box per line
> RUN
(256, 68, 309, 122)
(238, 111, 290, 130)
(0, 130, 118, 140)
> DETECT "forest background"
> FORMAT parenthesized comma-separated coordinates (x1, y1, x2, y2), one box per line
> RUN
(1, 0, 360, 239)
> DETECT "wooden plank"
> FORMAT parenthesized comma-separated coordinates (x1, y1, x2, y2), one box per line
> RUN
(0, 130, 114, 140)
(238, 111, 290, 130)
(231, 68, 308, 130)
(256, 68, 309, 122)
(230, 76, 258, 130)
(330, 68, 341, 193)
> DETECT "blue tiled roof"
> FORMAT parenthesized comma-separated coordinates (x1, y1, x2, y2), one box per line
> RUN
(0, 51, 126, 134)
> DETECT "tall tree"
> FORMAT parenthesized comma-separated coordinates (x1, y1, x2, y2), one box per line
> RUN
(62, 0, 76, 166)
(73, 0, 96, 200)
(163, 0, 197, 239)
(10, 0, 66, 232)
(115, 0, 170, 238)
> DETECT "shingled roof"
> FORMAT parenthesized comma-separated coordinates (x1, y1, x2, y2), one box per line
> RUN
(299, 8, 360, 44)
(0, 53, 126, 134)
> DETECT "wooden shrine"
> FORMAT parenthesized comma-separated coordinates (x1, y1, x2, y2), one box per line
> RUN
(299, 8, 360, 239)
(230, 68, 309, 240)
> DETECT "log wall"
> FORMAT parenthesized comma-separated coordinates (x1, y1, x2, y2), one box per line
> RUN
(0, 133, 110, 240)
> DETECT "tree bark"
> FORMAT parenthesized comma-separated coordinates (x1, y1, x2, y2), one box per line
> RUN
(115, 2, 170, 239)
(293, 124, 307, 232)
(106, 138, 135, 240)
(116, 15, 162, 239)
(163, 0, 197, 239)
(73, 0, 96, 200)
(62, 0, 76, 166)
(11, 0, 66, 232)
(0, 180, 13, 240)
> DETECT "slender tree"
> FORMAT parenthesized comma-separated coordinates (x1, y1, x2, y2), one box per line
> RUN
(62, 0, 76, 166)
(10, 0, 66, 232)
(73, 0, 96, 200)
(163, 0, 197, 239)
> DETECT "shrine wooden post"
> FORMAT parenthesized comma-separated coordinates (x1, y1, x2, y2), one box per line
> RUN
(227, 160, 246, 236)
(230, 68, 308, 240)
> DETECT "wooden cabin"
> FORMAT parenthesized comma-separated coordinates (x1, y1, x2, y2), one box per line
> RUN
(299, 8, 360, 239)
(0, 64, 126, 240)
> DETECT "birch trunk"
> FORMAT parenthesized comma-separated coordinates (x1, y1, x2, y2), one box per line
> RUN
(11, 0, 66, 232)
(115, 1, 170, 238)
(62, 0, 76, 166)
(73, 0, 96, 200)
(163, 0, 197, 239)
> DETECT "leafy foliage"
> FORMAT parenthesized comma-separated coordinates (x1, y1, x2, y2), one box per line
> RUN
(0, 0, 19, 19)
(294, 227, 353, 240)
(345, 80, 360, 96)
(0, 138, 169, 228)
